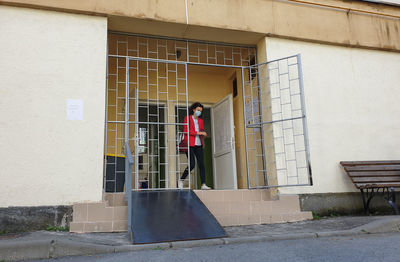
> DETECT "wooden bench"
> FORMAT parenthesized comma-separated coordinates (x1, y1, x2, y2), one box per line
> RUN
(340, 161, 400, 215)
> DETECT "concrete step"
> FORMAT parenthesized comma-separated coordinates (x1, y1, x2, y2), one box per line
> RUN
(194, 190, 311, 227)
(70, 220, 128, 233)
(70, 190, 312, 233)
(70, 202, 128, 233)
(105, 193, 127, 207)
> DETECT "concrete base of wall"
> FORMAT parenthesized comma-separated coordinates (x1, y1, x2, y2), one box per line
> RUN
(299, 192, 400, 216)
(0, 206, 72, 233)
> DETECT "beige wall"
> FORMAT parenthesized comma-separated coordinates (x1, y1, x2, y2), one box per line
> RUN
(188, 68, 232, 104)
(1, 0, 400, 51)
(261, 37, 400, 194)
(0, 6, 107, 207)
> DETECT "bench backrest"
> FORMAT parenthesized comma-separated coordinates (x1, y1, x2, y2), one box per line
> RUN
(340, 161, 400, 189)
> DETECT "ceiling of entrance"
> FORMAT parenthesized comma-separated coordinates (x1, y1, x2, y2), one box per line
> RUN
(188, 64, 236, 78)
(108, 15, 264, 46)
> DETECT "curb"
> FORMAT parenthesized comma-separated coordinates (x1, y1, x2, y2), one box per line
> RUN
(1, 217, 400, 261)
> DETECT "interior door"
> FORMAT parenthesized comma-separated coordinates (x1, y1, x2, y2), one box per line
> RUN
(211, 94, 237, 189)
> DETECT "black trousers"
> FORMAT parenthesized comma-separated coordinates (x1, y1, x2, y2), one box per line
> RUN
(181, 146, 206, 184)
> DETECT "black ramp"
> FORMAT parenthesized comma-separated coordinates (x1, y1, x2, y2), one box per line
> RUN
(130, 190, 227, 244)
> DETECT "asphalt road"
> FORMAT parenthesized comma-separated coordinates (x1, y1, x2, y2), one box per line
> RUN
(27, 233, 400, 262)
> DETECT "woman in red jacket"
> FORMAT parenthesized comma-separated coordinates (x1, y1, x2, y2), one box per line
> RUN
(178, 102, 211, 190)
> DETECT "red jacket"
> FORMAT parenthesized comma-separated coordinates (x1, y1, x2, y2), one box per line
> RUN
(183, 115, 204, 147)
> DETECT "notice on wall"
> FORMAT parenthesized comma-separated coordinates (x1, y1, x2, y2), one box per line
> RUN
(66, 99, 84, 120)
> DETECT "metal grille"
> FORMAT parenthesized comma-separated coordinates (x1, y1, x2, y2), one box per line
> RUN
(106, 55, 190, 191)
(242, 54, 312, 188)
(105, 33, 257, 191)
(105, 32, 311, 191)
(107, 33, 256, 67)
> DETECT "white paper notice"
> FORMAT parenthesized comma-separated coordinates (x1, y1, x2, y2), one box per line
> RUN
(66, 99, 83, 120)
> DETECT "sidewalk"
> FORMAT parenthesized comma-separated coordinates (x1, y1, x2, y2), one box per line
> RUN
(1, 216, 400, 261)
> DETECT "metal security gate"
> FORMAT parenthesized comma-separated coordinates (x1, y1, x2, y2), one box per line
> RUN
(241, 54, 312, 189)
(105, 32, 312, 192)
(129, 58, 190, 190)
(105, 32, 258, 192)
(106, 55, 191, 191)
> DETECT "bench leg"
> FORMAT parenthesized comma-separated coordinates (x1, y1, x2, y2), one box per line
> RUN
(385, 187, 399, 215)
(360, 189, 375, 215)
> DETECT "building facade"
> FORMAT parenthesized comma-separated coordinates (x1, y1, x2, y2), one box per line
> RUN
(1, 0, 400, 232)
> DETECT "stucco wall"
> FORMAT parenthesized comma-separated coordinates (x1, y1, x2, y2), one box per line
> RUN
(262, 37, 400, 194)
(0, 6, 107, 207)
(1, 0, 400, 51)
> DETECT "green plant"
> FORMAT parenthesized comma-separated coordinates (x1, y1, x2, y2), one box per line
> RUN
(312, 211, 321, 220)
(152, 246, 164, 251)
(0, 230, 9, 235)
(46, 226, 69, 232)
(0, 259, 6, 262)
(327, 209, 340, 217)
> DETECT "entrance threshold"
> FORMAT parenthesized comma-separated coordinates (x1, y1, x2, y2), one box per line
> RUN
(130, 190, 227, 244)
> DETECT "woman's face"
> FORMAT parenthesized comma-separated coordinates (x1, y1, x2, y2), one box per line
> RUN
(193, 106, 203, 114)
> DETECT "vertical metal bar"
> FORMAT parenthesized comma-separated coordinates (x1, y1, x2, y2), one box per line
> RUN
(103, 41, 109, 194)
(241, 68, 251, 189)
(185, 40, 190, 189)
(175, 63, 179, 189)
(166, 60, 170, 189)
(157, 61, 161, 189)
(125, 57, 130, 195)
(125, 142, 133, 234)
(125, 58, 129, 145)
(185, 63, 190, 189)
(146, 59, 151, 189)
(297, 54, 313, 186)
(114, 43, 119, 193)
(249, 65, 259, 188)
(135, 59, 139, 190)
(255, 63, 268, 187)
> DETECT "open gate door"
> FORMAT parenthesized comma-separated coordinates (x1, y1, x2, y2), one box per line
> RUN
(241, 54, 312, 189)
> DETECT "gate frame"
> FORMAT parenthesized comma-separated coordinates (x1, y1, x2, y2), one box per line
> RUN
(242, 54, 312, 189)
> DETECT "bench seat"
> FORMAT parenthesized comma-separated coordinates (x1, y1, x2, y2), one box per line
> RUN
(340, 161, 400, 215)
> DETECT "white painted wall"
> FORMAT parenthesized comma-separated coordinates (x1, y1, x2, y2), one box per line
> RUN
(263, 37, 400, 194)
(0, 6, 107, 207)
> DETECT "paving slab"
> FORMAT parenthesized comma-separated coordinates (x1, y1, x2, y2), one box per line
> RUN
(224, 216, 381, 238)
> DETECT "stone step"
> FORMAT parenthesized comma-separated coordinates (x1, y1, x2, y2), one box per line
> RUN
(194, 189, 274, 202)
(70, 220, 128, 233)
(70, 190, 310, 233)
(105, 193, 127, 207)
(72, 202, 127, 223)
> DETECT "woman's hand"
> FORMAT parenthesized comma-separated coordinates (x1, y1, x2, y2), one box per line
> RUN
(198, 131, 207, 137)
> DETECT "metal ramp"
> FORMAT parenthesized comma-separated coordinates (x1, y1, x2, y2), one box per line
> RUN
(129, 190, 227, 244)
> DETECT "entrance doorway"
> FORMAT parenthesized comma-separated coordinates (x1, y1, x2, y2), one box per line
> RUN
(104, 32, 312, 192)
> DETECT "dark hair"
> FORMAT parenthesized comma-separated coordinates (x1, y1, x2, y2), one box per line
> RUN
(189, 102, 204, 115)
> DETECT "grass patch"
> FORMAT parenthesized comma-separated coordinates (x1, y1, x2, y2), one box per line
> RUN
(152, 246, 164, 251)
(312, 212, 321, 220)
(46, 226, 69, 232)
